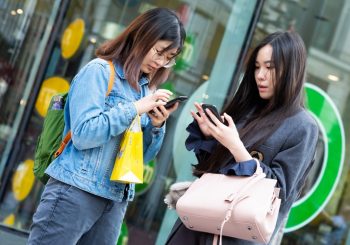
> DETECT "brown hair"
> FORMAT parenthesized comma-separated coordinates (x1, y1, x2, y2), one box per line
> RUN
(96, 8, 186, 89)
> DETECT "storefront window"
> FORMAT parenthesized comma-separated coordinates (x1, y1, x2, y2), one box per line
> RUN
(155, 1, 259, 244)
(253, 0, 349, 244)
(0, 0, 60, 230)
(0, 0, 60, 171)
(4, 0, 349, 244)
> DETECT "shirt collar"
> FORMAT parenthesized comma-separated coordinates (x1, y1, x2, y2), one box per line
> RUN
(114, 62, 125, 79)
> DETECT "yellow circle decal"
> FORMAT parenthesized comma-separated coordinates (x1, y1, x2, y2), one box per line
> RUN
(35, 76, 70, 117)
(12, 159, 35, 201)
(61, 18, 85, 59)
(3, 214, 15, 226)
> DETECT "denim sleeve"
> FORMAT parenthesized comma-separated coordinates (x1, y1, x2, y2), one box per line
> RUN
(69, 62, 137, 150)
(142, 121, 165, 163)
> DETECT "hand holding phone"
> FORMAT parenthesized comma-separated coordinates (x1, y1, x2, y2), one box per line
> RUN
(202, 104, 222, 125)
(150, 96, 188, 114)
(164, 96, 188, 109)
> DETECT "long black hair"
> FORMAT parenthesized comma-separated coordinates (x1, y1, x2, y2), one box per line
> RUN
(96, 8, 186, 89)
(194, 31, 307, 176)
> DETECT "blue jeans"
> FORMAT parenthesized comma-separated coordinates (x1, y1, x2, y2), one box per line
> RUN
(27, 178, 128, 245)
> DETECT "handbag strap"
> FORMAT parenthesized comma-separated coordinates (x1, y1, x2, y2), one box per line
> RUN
(213, 234, 219, 245)
(224, 159, 265, 203)
(128, 114, 141, 132)
(217, 159, 266, 245)
(54, 60, 115, 158)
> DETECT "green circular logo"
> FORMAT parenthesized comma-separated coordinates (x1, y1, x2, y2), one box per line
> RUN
(285, 83, 345, 232)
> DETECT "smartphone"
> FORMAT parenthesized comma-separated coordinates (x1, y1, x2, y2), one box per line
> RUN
(202, 104, 222, 124)
(150, 95, 188, 114)
(164, 96, 188, 109)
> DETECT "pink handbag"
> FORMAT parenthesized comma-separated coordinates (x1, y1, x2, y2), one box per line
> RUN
(176, 160, 281, 245)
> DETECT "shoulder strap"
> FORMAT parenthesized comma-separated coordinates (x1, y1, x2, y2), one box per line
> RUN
(54, 60, 116, 158)
(106, 60, 115, 96)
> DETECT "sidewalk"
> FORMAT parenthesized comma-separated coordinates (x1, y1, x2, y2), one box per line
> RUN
(0, 224, 28, 245)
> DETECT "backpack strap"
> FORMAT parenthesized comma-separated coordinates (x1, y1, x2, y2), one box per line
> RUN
(106, 60, 115, 96)
(54, 60, 115, 158)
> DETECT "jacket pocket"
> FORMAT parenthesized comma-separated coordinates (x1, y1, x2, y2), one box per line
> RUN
(105, 91, 130, 109)
(81, 146, 103, 178)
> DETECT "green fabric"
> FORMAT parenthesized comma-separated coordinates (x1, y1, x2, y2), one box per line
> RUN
(34, 93, 68, 184)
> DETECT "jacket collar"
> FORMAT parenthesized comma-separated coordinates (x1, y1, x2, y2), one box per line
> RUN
(114, 61, 149, 86)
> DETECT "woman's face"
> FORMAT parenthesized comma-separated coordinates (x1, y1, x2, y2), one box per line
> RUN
(254, 44, 275, 100)
(141, 40, 178, 74)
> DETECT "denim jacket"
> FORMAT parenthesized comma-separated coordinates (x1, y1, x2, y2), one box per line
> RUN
(46, 58, 165, 201)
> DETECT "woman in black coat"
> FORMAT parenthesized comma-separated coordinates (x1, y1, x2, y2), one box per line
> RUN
(166, 31, 319, 245)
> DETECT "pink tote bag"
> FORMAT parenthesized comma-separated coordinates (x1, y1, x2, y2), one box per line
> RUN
(176, 160, 281, 245)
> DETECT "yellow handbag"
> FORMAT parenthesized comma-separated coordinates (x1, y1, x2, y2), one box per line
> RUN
(110, 115, 143, 183)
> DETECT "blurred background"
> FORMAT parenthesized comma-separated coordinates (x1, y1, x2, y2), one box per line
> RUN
(0, 0, 350, 244)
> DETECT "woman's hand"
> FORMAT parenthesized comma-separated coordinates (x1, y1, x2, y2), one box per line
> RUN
(190, 102, 213, 138)
(205, 111, 240, 148)
(202, 109, 252, 162)
(134, 89, 172, 114)
(147, 102, 179, 127)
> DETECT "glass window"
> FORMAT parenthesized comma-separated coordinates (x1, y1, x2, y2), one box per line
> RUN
(0, 0, 59, 167)
(0, 0, 60, 230)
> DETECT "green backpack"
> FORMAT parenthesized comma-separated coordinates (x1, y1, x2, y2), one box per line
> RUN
(34, 61, 115, 184)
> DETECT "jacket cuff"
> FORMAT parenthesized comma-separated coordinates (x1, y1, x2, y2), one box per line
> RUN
(120, 102, 138, 124)
(151, 122, 166, 136)
(185, 120, 217, 154)
(219, 159, 257, 176)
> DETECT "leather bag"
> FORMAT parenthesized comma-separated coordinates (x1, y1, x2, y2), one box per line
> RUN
(176, 160, 281, 244)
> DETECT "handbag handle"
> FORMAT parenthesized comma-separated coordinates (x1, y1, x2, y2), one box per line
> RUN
(224, 159, 265, 202)
(216, 159, 266, 245)
(129, 115, 141, 132)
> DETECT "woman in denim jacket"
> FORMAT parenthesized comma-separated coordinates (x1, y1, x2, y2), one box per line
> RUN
(166, 32, 318, 244)
(28, 8, 186, 245)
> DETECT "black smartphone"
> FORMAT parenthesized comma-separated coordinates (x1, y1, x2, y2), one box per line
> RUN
(164, 96, 188, 109)
(150, 96, 188, 114)
(202, 104, 222, 124)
